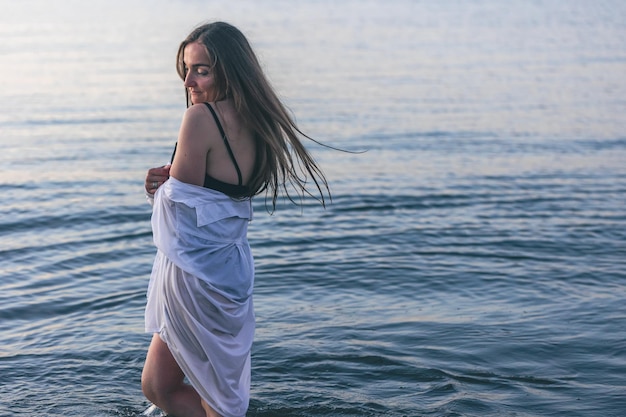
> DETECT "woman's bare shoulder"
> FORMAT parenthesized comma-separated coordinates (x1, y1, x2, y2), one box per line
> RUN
(179, 103, 222, 143)
(181, 103, 211, 124)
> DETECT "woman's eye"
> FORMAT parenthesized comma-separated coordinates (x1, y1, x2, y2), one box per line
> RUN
(183, 66, 209, 76)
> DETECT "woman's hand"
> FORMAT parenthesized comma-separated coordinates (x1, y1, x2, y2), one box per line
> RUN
(145, 164, 171, 194)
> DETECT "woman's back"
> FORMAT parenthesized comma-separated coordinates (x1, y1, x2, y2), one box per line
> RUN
(170, 100, 256, 195)
(203, 100, 256, 188)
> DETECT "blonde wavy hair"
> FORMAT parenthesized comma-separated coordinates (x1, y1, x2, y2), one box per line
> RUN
(176, 22, 330, 210)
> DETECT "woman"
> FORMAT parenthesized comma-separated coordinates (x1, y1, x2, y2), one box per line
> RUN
(141, 22, 329, 417)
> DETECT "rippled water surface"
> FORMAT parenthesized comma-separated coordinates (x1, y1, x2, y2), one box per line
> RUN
(1, 1, 625, 416)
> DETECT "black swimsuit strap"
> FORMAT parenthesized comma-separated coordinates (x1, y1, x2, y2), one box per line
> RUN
(170, 143, 177, 164)
(204, 103, 243, 186)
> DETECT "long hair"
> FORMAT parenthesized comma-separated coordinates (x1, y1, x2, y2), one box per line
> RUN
(176, 22, 330, 210)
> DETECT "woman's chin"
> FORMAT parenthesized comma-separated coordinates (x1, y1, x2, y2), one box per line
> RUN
(189, 94, 206, 105)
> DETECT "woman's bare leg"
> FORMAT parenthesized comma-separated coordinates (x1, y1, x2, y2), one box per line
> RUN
(142, 333, 207, 417)
(201, 399, 223, 417)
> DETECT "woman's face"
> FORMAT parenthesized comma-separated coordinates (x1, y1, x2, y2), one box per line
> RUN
(183, 42, 216, 104)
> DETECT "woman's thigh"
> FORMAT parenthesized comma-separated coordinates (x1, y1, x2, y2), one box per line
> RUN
(142, 333, 186, 393)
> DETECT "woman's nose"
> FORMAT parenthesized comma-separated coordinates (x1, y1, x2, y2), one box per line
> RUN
(184, 73, 195, 87)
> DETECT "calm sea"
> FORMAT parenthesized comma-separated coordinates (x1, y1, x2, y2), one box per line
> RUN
(1, 0, 625, 416)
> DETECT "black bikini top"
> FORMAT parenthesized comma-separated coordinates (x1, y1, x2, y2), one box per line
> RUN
(170, 103, 251, 198)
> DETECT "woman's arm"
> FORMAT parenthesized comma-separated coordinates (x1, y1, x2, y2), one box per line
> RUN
(170, 104, 216, 186)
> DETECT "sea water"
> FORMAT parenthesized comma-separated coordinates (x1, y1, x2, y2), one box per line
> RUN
(1, 0, 625, 416)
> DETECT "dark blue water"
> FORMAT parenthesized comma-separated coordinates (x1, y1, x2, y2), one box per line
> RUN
(1, 1, 625, 416)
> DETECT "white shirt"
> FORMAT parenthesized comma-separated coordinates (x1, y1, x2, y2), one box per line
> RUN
(151, 176, 254, 302)
(145, 176, 255, 417)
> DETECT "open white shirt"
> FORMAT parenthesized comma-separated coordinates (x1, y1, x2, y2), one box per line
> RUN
(145, 176, 254, 417)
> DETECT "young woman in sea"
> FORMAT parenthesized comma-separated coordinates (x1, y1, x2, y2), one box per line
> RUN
(141, 22, 329, 417)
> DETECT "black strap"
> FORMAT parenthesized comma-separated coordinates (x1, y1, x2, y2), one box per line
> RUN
(204, 103, 243, 186)
(170, 142, 177, 164)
